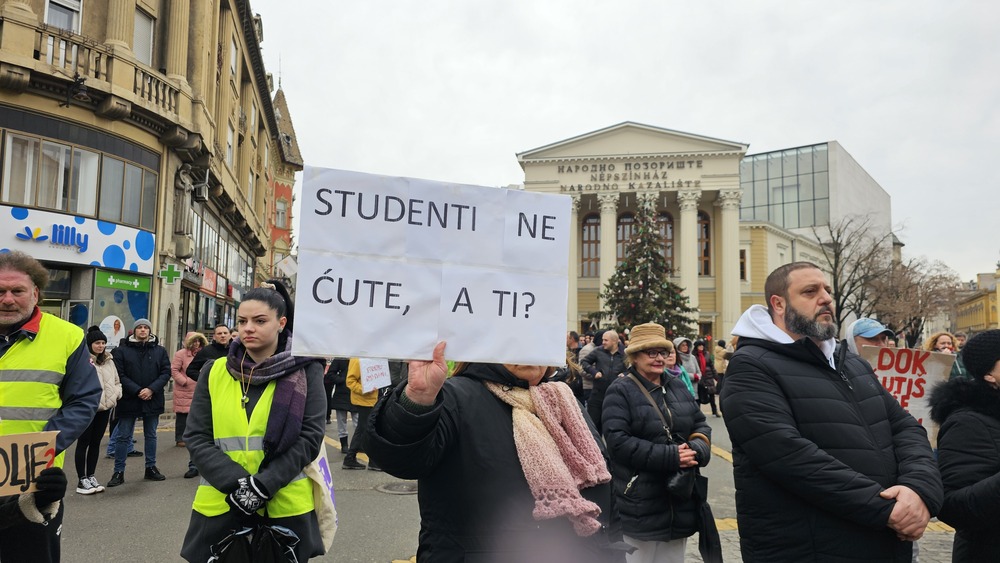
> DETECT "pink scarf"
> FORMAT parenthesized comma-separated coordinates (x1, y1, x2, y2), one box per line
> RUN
(485, 381, 611, 536)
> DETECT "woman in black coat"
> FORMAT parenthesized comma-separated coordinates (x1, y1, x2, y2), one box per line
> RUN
(364, 342, 626, 562)
(929, 329, 1000, 562)
(602, 323, 712, 561)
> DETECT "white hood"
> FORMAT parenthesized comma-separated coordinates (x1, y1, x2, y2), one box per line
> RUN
(732, 304, 838, 368)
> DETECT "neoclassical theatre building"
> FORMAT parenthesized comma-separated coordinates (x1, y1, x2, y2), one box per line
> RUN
(517, 122, 891, 340)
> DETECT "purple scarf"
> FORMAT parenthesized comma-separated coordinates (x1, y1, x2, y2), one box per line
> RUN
(225, 332, 315, 458)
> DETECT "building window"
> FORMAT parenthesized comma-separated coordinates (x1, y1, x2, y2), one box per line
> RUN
(133, 9, 154, 66)
(226, 124, 235, 167)
(94, 157, 157, 230)
(246, 171, 255, 207)
(616, 213, 636, 265)
(657, 212, 674, 274)
(698, 211, 711, 276)
(229, 37, 238, 76)
(740, 143, 830, 229)
(46, 0, 81, 33)
(739, 249, 747, 280)
(276, 200, 287, 229)
(581, 214, 600, 278)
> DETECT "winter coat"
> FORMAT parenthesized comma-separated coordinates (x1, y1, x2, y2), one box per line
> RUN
(713, 343, 731, 375)
(91, 352, 122, 412)
(602, 367, 711, 541)
(346, 358, 378, 408)
(720, 334, 943, 562)
(185, 340, 228, 381)
(364, 363, 624, 563)
(929, 378, 1000, 561)
(694, 342, 717, 395)
(580, 347, 626, 431)
(171, 347, 198, 413)
(111, 334, 171, 417)
(181, 342, 327, 563)
(672, 338, 700, 382)
(325, 358, 354, 412)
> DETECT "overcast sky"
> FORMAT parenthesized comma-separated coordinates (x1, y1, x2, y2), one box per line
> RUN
(253, 0, 998, 283)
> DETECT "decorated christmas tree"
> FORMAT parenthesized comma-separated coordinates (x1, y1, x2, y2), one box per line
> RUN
(599, 198, 697, 338)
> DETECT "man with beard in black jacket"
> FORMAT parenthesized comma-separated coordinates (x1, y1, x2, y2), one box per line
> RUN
(721, 262, 942, 563)
(580, 330, 625, 432)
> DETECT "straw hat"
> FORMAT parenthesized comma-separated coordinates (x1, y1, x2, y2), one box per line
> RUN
(624, 323, 674, 355)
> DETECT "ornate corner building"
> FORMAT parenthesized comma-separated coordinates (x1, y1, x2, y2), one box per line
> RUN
(518, 122, 892, 339)
(0, 0, 301, 349)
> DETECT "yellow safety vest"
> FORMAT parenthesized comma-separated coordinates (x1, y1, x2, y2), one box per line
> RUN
(192, 358, 314, 517)
(0, 313, 81, 468)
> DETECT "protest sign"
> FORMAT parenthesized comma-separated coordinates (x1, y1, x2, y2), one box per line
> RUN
(860, 347, 954, 437)
(0, 431, 59, 496)
(359, 358, 392, 393)
(294, 167, 571, 365)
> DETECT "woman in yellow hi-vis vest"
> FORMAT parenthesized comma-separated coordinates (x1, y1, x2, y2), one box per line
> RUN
(180, 280, 327, 562)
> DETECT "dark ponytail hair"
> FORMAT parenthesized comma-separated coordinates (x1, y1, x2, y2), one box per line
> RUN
(242, 279, 294, 333)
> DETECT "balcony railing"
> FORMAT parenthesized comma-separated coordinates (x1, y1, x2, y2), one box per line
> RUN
(27, 24, 179, 118)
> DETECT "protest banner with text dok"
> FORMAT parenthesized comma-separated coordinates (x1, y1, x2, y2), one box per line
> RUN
(0, 431, 58, 496)
(293, 167, 571, 366)
(860, 346, 954, 440)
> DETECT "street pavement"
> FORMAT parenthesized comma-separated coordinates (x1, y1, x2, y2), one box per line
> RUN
(60, 409, 955, 562)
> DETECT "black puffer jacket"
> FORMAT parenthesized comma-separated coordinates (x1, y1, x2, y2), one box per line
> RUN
(111, 334, 171, 417)
(325, 358, 354, 412)
(581, 347, 626, 430)
(720, 337, 942, 563)
(929, 378, 1000, 561)
(364, 363, 624, 563)
(602, 367, 711, 541)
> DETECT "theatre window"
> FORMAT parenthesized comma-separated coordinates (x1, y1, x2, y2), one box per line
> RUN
(581, 214, 600, 278)
(698, 211, 711, 276)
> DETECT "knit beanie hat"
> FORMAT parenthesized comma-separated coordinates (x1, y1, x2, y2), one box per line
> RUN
(86, 325, 108, 349)
(962, 329, 1000, 380)
(132, 318, 151, 331)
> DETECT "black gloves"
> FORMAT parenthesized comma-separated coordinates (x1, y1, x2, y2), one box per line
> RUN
(226, 476, 270, 518)
(34, 467, 67, 507)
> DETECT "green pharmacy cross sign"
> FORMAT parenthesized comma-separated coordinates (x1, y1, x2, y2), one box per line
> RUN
(159, 264, 181, 284)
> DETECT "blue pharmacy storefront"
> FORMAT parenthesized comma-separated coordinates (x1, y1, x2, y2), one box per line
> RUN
(2, 205, 155, 348)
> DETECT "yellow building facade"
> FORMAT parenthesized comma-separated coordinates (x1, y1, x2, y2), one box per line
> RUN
(0, 0, 297, 349)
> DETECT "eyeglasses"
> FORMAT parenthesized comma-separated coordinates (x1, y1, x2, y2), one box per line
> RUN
(643, 349, 670, 359)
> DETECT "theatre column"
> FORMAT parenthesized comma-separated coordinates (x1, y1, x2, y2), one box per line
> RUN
(567, 194, 581, 330)
(717, 189, 743, 338)
(677, 189, 701, 317)
(597, 193, 619, 314)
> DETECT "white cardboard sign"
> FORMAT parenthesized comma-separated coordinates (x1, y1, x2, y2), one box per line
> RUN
(359, 358, 392, 393)
(293, 167, 570, 365)
(860, 346, 955, 440)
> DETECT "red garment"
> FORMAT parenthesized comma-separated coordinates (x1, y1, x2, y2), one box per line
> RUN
(696, 350, 708, 375)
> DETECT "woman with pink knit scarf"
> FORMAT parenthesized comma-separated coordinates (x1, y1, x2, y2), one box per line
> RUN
(601, 323, 714, 563)
(364, 342, 629, 562)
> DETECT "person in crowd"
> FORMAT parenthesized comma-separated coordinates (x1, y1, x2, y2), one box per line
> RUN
(181, 281, 327, 562)
(172, 331, 208, 479)
(0, 251, 100, 561)
(602, 323, 712, 561)
(664, 347, 695, 399)
(693, 340, 719, 417)
(581, 330, 626, 432)
(930, 329, 1000, 561)
(721, 262, 942, 562)
(75, 326, 123, 494)
(550, 349, 585, 401)
(712, 339, 732, 397)
(342, 358, 380, 471)
(846, 317, 895, 356)
(953, 331, 967, 350)
(186, 324, 232, 381)
(672, 338, 701, 387)
(923, 330, 967, 379)
(323, 360, 336, 423)
(567, 330, 581, 362)
(363, 342, 625, 562)
(579, 330, 602, 404)
(109, 318, 171, 486)
(325, 357, 355, 453)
